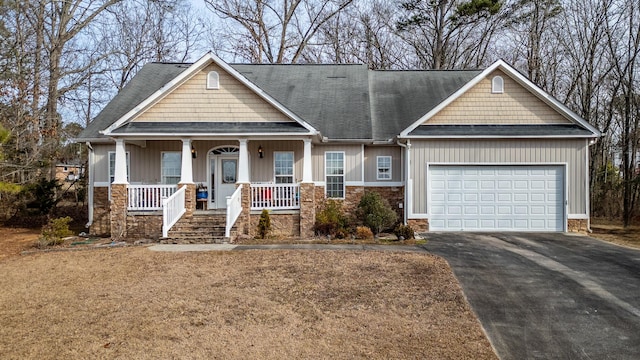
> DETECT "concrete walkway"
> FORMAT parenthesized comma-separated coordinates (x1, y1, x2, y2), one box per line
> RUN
(148, 243, 428, 253)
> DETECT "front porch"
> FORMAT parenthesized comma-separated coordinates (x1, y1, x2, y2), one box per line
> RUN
(107, 138, 316, 242)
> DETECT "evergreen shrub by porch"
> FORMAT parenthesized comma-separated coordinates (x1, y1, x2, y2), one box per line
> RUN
(257, 209, 271, 239)
(314, 200, 349, 238)
(38, 216, 73, 247)
(356, 191, 397, 235)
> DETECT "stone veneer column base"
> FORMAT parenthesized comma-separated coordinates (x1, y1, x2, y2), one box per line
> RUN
(180, 183, 196, 217)
(407, 219, 429, 232)
(299, 183, 316, 238)
(567, 219, 588, 232)
(240, 183, 251, 235)
(110, 183, 128, 240)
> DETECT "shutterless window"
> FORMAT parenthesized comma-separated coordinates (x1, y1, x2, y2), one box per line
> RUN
(161, 152, 182, 184)
(377, 156, 392, 180)
(108, 151, 130, 183)
(207, 71, 219, 89)
(325, 152, 344, 198)
(492, 76, 504, 93)
(274, 152, 294, 184)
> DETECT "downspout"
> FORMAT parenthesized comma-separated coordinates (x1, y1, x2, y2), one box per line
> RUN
(85, 142, 95, 228)
(397, 140, 409, 225)
(586, 138, 598, 233)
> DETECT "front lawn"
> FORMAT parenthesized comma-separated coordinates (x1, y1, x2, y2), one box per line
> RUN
(0, 248, 495, 359)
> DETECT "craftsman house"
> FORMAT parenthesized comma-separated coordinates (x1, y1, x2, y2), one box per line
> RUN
(76, 52, 600, 242)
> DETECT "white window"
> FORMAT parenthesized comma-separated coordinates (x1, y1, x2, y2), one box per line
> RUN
(207, 71, 219, 89)
(325, 152, 344, 198)
(161, 152, 182, 184)
(108, 151, 130, 184)
(274, 152, 294, 184)
(492, 76, 504, 93)
(377, 156, 392, 180)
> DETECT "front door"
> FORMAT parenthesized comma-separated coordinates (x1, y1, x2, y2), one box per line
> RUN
(209, 155, 238, 209)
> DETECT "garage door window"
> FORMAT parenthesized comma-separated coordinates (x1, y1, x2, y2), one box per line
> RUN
(325, 152, 344, 198)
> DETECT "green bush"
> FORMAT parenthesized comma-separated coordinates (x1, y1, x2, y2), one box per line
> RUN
(314, 200, 349, 238)
(257, 209, 271, 239)
(394, 224, 415, 240)
(38, 216, 73, 247)
(356, 191, 397, 235)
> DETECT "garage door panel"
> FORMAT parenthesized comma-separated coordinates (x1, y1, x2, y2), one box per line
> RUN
(429, 165, 564, 232)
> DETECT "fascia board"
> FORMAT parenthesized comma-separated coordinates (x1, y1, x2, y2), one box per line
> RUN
(399, 134, 599, 139)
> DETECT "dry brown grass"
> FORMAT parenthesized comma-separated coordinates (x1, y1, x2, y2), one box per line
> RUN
(590, 218, 640, 249)
(0, 247, 495, 359)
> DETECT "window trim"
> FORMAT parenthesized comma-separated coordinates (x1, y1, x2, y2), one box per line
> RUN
(325, 151, 345, 199)
(160, 151, 182, 185)
(492, 75, 504, 94)
(376, 155, 392, 180)
(207, 71, 219, 89)
(108, 151, 130, 184)
(274, 151, 295, 184)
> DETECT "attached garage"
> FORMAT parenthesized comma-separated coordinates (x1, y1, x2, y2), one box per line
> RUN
(428, 165, 565, 232)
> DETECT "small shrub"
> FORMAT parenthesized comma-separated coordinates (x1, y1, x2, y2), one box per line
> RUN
(315, 200, 349, 237)
(356, 191, 397, 235)
(355, 226, 374, 240)
(394, 224, 415, 240)
(257, 209, 271, 239)
(39, 216, 73, 247)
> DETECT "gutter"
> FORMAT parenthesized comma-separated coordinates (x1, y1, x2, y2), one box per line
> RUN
(396, 140, 409, 225)
(586, 137, 598, 233)
(85, 142, 94, 228)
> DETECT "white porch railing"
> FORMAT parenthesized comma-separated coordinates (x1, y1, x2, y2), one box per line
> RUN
(250, 183, 300, 210)
(162, 186, 186, 238)
(128, 184, 178, 210)
(226, 184, 243, 238)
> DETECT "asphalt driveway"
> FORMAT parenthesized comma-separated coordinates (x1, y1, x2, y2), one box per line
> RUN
(423, 232, 640, 360)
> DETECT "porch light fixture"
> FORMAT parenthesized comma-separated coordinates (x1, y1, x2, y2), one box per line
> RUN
(258, 145, 264, 158)
(191, 146, 197, 159)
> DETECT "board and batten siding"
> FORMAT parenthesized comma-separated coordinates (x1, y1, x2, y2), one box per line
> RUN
(427, 70, 572, 125)
(312, 144, 363, 182)
(133, 63, 292, 123)
(248, 141, 304, 183)
(364, 146, 402, 182)
(410, 139, 588, 216)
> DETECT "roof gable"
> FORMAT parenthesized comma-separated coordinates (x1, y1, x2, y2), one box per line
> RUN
(399, 60, 601, 138)
(101, 52, 317, 137)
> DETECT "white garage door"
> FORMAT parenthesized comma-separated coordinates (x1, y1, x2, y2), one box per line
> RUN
(429, 165, 564, 231)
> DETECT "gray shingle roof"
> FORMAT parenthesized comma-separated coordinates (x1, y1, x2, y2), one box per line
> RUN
(232, 64, 372, 140)
(77, 59, 593, 142)
(409, 124, 595, 137)
(77, 63, 190, 141)
(111, 122, 308, 134)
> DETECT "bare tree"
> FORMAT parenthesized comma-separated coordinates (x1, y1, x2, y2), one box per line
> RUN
(204, 0, 354, 63)
(396, 0, 503, 69)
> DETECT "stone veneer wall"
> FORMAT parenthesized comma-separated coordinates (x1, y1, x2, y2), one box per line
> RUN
(407, 219, 429, 232)
(314, 185, 406, 225)
(126, 213, 163, 240)
(567, 219, 588, 232)
(299, 183, 315, 238)
(248, 212, 301, 238)
(90, 187, 111, 236)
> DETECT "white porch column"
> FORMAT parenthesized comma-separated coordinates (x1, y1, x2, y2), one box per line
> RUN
(238, 139, 249, 183)
(113, 138, 128, 184)
(180, 138, 194, 184)
(302, 138, 312, 183)
(405, 140, 412, 224)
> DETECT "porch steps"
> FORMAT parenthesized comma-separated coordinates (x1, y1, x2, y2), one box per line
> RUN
(163, 213, 227, 244)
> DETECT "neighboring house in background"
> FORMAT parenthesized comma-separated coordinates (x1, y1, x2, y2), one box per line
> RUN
(55, 163, 84, 183)
(76, 52, 600, 242)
